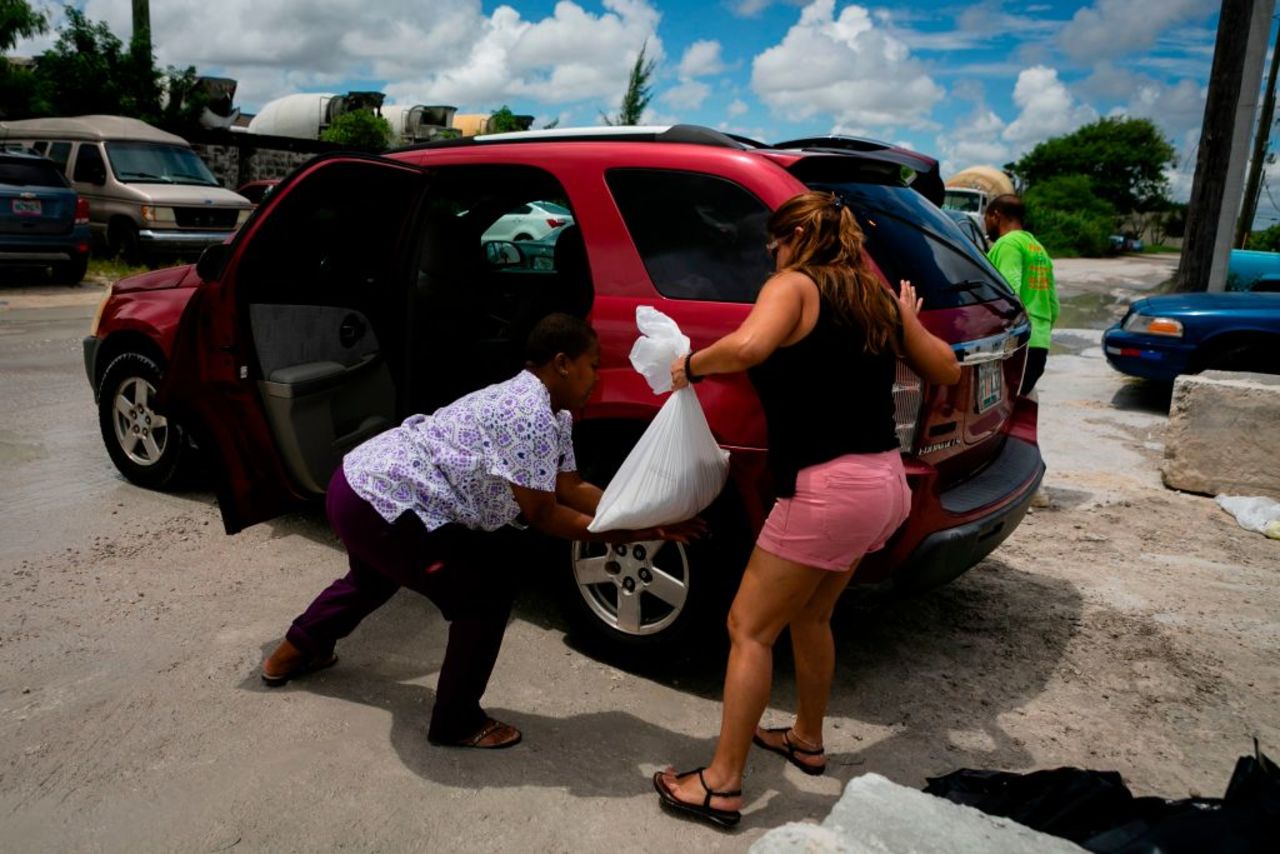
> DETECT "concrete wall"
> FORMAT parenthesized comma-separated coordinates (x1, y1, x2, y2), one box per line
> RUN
(1162, 370, 1280, 499)
(185, 131, 351, 190)
(190, 141, 316, 189)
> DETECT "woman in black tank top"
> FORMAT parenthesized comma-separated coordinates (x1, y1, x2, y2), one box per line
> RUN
(653, 192, 960, 828)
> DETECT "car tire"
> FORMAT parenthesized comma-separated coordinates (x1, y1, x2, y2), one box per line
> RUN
(97, 352, 188, 489)
(108, 220, 142, 266)
(51, 256, 88, 285)
(559, 433, 748, 662)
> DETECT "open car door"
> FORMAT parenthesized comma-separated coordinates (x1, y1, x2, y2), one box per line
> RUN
(161, 154, 426, 534)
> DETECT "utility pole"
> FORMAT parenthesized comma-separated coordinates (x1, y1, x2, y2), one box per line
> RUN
(1177, 0, 1274, 292)
(132, 0, 151, 56)
(1236, 16, 1280, 248)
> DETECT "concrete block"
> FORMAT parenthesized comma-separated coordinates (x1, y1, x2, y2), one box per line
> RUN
(1161, 371, 1280, 499)
(749, 774, 1085, 854)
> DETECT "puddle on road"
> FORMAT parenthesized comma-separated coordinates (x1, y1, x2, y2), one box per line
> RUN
(1057, 291, 1130, 330)
(0, 429, 47, 464)
(1050, 292, 1131, 356)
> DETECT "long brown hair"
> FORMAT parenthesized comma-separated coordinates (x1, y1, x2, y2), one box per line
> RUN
(768, 191, 901, 355)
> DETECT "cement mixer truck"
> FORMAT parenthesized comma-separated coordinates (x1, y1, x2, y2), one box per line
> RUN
(943, 166, 1015, 230)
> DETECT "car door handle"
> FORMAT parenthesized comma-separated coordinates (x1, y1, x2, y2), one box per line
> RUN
(339, 313, 366, 348)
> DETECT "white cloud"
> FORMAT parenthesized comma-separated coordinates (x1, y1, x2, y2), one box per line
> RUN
(678, 40, 726, 78)
(750, 0, 943, 132)
(662, 80, 711, 110)
(36, 0, 664, 114)
(731, 0, 809, 18)
(936, 105, 1011, 175)
(1002, 66, 1097, 149)
(1057, 0, 1217, 64)
(728, 98, 749, 116)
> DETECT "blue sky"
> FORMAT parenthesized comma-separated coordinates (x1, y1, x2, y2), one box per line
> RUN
(18, 1, 1277, 219)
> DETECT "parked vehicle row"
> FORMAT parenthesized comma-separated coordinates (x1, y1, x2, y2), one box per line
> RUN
(82, 124, 1044, 658)
(0, 115, 252, 265)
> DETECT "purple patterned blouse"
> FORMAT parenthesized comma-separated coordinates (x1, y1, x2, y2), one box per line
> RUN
(343, 370, 576, 531)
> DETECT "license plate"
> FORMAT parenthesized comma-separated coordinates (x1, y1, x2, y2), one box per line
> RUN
(976, 360, 1003, 413)
(12, 199, 42, 216)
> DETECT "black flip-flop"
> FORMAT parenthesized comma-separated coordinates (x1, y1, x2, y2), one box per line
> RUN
(653, 767, 742, 829)
(753, 726, 826, 776)
(260, 652, 338, 687)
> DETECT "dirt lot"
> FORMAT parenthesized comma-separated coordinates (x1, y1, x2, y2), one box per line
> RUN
(1, 255, 1276, 852)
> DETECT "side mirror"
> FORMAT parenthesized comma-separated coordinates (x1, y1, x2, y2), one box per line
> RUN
(196, 243, 229, 282)
(483, 240, 523, 268)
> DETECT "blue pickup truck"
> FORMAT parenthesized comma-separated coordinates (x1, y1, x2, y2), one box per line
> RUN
(1103, 250, 1280, 381)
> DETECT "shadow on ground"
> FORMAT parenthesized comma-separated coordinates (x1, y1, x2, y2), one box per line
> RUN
(1110, 378, 1174, 414)
(242, 553, 1083, 826)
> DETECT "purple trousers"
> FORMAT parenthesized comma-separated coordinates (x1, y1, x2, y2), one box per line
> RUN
(286, 466, 519, 743)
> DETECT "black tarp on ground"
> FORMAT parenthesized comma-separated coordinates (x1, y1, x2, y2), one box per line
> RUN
(923, 743, 1279, 853)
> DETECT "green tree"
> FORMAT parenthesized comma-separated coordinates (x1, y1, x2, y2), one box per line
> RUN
(28, 9, 161, 119)
(1023, 174, 1116, 220)
(320, 109, 393, 151)
(1013, 117, 1178, 212)
(603, 41, 655, 126)
(1, 0, 45, 51)
(0, 0, 46, 119)
(487, 105, 526, 133)
(1247, 221, 1280, 252)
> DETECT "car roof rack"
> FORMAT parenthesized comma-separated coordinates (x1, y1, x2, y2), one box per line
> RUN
(394, 123, 754, 153)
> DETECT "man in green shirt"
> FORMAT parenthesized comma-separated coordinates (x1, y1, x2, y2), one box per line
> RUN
(985, 194, 1058, 395)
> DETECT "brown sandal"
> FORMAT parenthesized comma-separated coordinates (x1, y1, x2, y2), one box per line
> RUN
(753, 726, 826, 776)
(430, 718, 522, 750)
(260, 652, 338, 687)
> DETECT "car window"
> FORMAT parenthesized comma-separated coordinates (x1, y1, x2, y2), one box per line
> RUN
(606, 169, 773, 303)
(0, 158, 68, 188)
(104, 142, 219, 186)
(47, 142, 72, 170)
(73, 144, 107, 183)
(812, 181, 1014, 308)
(539, 201, 571, 215)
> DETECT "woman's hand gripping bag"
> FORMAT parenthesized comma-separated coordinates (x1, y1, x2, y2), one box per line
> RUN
(588, 307, 730, 533)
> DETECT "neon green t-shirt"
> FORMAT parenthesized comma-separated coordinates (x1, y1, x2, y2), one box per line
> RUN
(988, 229, 1058, 349)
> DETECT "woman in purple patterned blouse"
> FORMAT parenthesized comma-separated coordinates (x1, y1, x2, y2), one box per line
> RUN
(261, 314, 702, 749)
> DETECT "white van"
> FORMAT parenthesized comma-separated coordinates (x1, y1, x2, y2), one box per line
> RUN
(0, 115, 251, 262)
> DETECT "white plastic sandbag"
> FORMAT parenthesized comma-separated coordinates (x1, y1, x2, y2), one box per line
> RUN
(1215, 495, 1280, 540)
(587, 308, 730, 532)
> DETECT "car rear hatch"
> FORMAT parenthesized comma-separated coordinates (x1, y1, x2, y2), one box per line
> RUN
(783, 153, 1029, 485)
(0, 156, 77, 237)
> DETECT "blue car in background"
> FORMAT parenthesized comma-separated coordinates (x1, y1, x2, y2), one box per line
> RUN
(0, 149, 91, 284)
(1104, 291, 1280, 381)
(1226, 248, 1280, 292)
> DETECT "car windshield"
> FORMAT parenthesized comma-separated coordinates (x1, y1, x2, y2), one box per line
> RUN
(811, 181, 1015, 308)
(105, 142, 219, 186)
(0, 158, 67, 188)
(943, 190, 982, 213)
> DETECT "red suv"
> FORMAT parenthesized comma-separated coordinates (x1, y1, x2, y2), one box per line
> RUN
(83, 125, 1043, 655)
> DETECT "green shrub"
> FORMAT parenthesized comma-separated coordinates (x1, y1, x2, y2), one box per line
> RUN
(1026, 206, 1113, 257)
(1247, 223, 1280, 252)
(320, 110, 393, 151)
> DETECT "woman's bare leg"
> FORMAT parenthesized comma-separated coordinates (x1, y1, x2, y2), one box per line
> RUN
(786, 559, 860, 751)
(659, 547, 826, 810)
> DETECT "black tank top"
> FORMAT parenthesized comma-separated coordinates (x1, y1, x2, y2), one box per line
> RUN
(748, 293, 900, 497)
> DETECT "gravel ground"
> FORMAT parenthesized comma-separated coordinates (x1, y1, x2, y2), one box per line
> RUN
(0, 255, 1275, 852)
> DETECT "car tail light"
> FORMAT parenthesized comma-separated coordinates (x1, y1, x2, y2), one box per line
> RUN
(893, 361, 924, 452)
(546, 218, 566, 228)
(75, 197, 90, 225)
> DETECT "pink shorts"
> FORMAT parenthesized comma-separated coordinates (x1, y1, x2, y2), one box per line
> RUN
(756, 451, 911, 572)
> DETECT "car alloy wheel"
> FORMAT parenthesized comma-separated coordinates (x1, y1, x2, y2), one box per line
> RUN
(97, 351, 187, 489)
(571, 539, 691, 636)
(110, 375, 170, 467)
